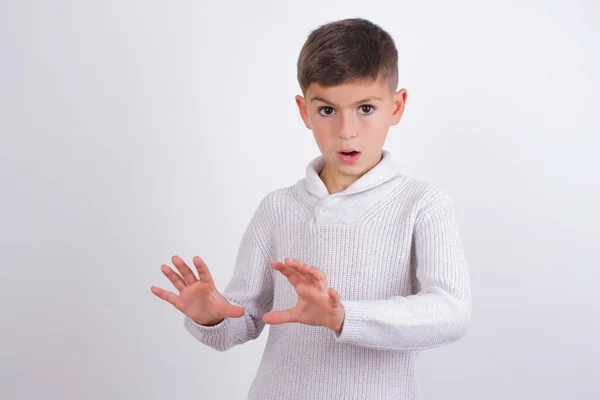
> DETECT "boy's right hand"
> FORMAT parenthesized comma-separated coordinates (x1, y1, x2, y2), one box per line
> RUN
(151, 255, 245, 326)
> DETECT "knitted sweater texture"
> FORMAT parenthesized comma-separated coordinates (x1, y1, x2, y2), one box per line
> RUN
(184, 150, 472, 399)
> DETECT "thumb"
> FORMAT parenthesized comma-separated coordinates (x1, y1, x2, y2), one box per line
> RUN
(262, 309, 296, 325)
(225, 304, 245, 318)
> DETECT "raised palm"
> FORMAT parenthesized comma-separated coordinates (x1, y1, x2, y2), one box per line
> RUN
(151, 255, 245, 325)
(263, 259, 344, 331)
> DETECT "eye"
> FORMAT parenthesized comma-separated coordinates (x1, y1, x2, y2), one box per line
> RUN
(318, 106, 336, 117)
(359, 105, 375, 115)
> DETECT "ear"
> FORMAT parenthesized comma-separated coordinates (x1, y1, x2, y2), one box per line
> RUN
(295, 95, 312, 130)
(390, 89, 408, 126)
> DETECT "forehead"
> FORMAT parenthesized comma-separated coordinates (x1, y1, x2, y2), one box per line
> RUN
(306, 79, 392, 105)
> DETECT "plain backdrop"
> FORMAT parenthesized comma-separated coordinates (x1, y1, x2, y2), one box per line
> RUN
(1, 1, 599, 399)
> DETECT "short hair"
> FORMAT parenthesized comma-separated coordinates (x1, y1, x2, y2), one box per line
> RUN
(297, 18, 398, 95)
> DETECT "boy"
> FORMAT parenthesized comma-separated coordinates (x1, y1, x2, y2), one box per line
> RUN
(151, 17, 472, 400)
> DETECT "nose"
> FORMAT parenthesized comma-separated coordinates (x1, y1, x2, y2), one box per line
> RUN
(338, 112, 358, 140)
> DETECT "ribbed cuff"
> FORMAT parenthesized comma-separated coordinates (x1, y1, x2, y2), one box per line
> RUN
(333, 300, 365, 343)
(184, 315, 229, 337)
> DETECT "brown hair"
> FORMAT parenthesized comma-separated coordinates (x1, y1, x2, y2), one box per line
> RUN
(297, 18, 398, 95)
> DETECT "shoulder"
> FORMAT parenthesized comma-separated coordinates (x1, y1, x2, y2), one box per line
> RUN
(245, 186, 296, 252)
(394, 174, 456, 219)
(255, 185, 297, 213)
(248, 184, 298, 229)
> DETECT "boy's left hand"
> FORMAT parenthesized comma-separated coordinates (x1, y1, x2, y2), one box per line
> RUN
(263, 258, 345, 333)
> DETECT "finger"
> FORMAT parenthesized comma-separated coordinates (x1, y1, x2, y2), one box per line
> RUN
(263, 308, 297, 325)
(296, 283, 325, 302)
(225, 304, 245, 318)
(151, 286, 178, 306)
(193, 256, 215, 286)
(283, 258, 313, 277)
(171, 255, 198, 285)
(161, 264, 186, 292)
(285, 259, 327, 288)
(273, 262, 323, 302)
(284, 261, 325, 291)
(328, 287, 341, 309)
(270, 261, 302, 286)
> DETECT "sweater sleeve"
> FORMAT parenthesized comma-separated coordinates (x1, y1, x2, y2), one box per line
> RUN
(183, 199, 274, 352)
(333, 195, 472, 350)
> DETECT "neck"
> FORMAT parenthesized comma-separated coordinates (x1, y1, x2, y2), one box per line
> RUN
(318, 167, 355, 194)
(319, 153, 384, 195)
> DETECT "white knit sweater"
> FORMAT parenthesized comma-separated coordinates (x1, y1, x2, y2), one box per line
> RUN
(184, 150, 472, 399)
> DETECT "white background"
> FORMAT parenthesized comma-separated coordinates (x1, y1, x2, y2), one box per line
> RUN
(1, 1, 599, 399)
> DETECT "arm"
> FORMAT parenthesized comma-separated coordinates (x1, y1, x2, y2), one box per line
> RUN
(333, 195, 472, 350)
(184, 200, 274, 351)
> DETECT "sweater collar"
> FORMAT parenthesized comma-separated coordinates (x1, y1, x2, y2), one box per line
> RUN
(304, 149, 400, 200)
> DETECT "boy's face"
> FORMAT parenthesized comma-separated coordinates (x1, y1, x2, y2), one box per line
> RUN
(295, 79, 407, 184)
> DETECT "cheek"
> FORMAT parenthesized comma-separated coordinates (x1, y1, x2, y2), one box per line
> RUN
(309, 117, 331, 136)
(359, 114, 389, 133)
(312, 128, 331, 146)
(310, 126, 337, 152)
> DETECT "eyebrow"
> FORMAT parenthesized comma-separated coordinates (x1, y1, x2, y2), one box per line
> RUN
(309, 96, 384, 107)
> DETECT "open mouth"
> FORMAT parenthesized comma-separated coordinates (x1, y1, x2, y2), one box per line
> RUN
(337, 150, 361, 164)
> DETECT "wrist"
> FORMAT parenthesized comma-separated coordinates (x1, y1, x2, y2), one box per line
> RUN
(330, 309, 345, 333)
(195, 317, 225, 327)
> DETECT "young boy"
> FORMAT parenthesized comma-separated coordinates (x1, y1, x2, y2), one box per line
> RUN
(151, 17, 471, 400)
